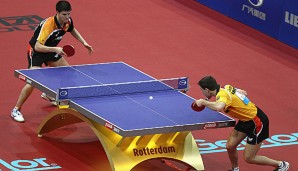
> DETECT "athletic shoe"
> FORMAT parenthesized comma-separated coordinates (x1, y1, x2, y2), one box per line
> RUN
(228, 167, 240, 171)
(41, 93, 57, 106)
(274, 161, 290, 171)
(11, 108, 25, 122)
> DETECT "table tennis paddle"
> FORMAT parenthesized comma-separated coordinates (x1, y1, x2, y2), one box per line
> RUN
(63, 44, 75, 57)
(191, 102, 205, 112)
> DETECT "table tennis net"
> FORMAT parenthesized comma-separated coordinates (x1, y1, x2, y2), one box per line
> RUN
(57, 77, 189, 100)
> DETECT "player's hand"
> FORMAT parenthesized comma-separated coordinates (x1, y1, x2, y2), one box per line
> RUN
(54, 47, 66, 56)
(194, 99, 205, 107)
(83, 43, 93, 55)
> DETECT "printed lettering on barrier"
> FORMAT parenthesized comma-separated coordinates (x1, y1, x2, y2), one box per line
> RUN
(227, 0, 284, 38)
(278, 0, 298, 49)
(195, 0, 229, 15)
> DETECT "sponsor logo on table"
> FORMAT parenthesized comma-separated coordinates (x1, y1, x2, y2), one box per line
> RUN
(26, 78, 32, 84)
(17, 74, 32, 84)
(203, 122, 217, 129)
(217, 122, 228, 127)
(18, 74, 26, 81)
(59, 91, 68, 96)
(105, 122, 113, 129)
(178, 80, 187, 86)
(105, 122, 120, 133)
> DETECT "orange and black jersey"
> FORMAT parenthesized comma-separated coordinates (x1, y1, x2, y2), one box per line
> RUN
(29, 15, 74, 49)
(216, 85, 257, 121)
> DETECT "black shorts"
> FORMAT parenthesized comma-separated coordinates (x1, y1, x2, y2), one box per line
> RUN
(234, 107, 269, 145)
(27, 45, 62, 68)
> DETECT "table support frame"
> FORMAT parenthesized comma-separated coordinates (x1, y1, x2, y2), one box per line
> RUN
(37, 108, 204, 171)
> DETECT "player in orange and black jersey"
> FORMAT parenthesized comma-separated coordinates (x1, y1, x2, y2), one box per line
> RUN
(195, 76, 289, 171)
(11, 0, 94, 123)
(28, 14, 74, 67)
(27, 15, 74, 67)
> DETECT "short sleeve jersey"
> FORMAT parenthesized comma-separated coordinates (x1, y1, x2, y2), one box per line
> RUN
(29, 15, 74, 56)
(216, 85, 257, 121)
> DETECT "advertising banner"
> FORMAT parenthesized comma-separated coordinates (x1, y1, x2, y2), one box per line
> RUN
(194, 0, 298, 49)
(227, 0, 284, 38)
(194, 0, 229, 15)
(278, 0, 298, 48)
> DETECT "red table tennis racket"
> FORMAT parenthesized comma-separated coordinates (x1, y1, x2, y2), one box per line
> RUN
(191, 102, 205, 112)
(63, 44, 75, 57)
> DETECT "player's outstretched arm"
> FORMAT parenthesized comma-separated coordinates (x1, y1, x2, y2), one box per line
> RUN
(71, 28, 93, 55)
(195, 99, 225, 112)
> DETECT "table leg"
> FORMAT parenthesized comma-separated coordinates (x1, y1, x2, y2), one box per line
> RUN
(37, 108, 205, 170)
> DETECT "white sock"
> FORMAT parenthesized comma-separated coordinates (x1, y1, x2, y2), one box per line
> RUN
(233, 167, 240, 171)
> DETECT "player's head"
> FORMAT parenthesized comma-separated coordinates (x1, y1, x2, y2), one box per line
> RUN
(56, 1, 72, 23)
(198, 76, 219, 98)
(56, 0, 72, 13)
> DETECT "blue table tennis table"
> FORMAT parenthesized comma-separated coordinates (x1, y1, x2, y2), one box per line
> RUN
(15, 62, 235, 171)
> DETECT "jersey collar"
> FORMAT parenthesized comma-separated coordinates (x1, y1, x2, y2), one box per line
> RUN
(54, 15, 63, 29)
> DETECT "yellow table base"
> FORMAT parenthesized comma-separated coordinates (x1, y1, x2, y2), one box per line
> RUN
(37, 108, 205, 171)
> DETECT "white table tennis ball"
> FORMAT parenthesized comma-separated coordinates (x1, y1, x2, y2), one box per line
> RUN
(149, 96, 153, 100)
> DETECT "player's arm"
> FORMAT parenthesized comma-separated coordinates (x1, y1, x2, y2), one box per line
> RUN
(196, 99, 226, 112)
(70, 28, 93, 55)
(34, 41, 65, 55)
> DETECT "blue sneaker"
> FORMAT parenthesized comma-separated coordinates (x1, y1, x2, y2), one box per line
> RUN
(11, 108, 25, 122)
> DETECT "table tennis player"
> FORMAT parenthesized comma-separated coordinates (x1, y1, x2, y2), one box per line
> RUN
(194, 76, 289, 171)
(11, 0, 93, 122)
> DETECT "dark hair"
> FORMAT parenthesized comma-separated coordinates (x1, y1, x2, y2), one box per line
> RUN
(56, 0, 72, 12)
(198, 76, 219, 91)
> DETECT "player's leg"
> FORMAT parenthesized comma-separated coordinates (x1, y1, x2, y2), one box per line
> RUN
(15, 84, 35, 108)
(11, 45, 41, 122)
(11, 84, 34, 122)
(243, 107, 289, 170)
(47, 56, 69, 67)
(11, 65, 40, 122)
(244, 143, 289, 170)
(243, 143, 280, 166)
(40, 57, 69, 105)
(226, 129, 247, 170)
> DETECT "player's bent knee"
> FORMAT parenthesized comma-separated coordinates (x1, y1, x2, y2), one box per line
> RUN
(243, 155, 256, 164)
(226, 143, 237, 151)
